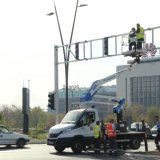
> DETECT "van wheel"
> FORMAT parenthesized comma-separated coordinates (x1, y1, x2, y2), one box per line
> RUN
(17, 139, 25, 148)
(130, 138, 141, 149)
(71, 140, 83, 154)
(54, 145, 65, 153)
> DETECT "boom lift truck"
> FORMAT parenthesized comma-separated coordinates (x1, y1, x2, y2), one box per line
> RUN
(47, 61, 147, 154)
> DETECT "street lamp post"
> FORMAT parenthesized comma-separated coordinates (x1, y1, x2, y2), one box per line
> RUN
(65, 0, 87, 113)
(48, 0, 87, 115)
(47, 0, 66, 62)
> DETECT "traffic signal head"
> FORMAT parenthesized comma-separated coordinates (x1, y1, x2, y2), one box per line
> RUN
(75, 43, 79, 60)
(48, 92, 55, 110)
(103, 37, 109, 56)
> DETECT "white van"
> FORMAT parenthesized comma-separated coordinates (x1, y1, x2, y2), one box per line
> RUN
(47, 108, 98, 153)
(0, 125, 30, 148)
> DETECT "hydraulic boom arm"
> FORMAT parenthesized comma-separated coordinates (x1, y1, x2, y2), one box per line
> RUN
(80, 67, 130, 102)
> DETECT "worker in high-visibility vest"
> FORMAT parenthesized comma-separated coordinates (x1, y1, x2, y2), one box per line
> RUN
(136, 23, 145, 49)
(106, 119, 117, 155)
(128, 27, 136, 50)
(93, 121, 101, 154)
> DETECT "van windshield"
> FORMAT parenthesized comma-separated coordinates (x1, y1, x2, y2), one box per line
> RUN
(61, 110, 84, 124)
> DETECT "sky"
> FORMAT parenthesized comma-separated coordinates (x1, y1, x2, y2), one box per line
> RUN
(0, 0, 160, 109)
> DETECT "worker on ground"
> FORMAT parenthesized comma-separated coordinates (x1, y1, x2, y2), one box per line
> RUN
(101, 121, 107, 153)
(136, 23, 145, 49)
(128, 27, 136, 50)
(106, 119, 117, 156)
(142, 119, 149, 151)
(93, 121, 101, 155)
(142, 119, 147, 133)
(154, 116, 160, 151)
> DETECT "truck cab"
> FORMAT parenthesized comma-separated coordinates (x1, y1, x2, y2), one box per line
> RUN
(47, 108, 99, 153)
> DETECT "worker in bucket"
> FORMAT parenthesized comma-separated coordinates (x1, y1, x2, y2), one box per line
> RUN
(128, 27, 136, 50)
(136, 23, 145, 49)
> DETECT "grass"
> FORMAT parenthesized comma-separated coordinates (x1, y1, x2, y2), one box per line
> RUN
(29, 129, 48, 143)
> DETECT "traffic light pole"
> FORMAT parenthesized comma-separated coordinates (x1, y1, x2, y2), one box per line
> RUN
(54, 45, 59, 124)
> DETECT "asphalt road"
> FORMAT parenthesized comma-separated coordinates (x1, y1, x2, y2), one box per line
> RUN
(0, 141, 160, 160)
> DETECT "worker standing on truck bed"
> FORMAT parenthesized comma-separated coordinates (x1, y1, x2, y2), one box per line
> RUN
(106, 119, 117, 156)
(93, 121, 101, 155)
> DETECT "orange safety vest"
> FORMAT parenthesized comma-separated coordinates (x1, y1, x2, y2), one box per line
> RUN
(106, 123, 117, 138)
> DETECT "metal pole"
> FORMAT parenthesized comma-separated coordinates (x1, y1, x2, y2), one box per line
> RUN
(54, 45, 59, 124)
(53, 0, 66, 61)
(67, 0, 79, 56)
(52, 0, 68, 114)
(65, 0, 79, 113)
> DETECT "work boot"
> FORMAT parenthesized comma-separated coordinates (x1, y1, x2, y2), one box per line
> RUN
(96, 150, 100, 155)
(94, 149, 98, 154)
(109, 150, 113, 156)
(113, 150, 118, 156)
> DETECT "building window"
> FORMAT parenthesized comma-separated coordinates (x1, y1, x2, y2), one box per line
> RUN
(130, 75, 160, 107)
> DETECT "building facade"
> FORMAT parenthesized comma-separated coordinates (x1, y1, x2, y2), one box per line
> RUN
(53, 85, 117, 120)
(117, 56, 160, 107)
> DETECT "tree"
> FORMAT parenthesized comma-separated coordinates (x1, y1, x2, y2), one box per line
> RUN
(0, 112, 4, 123)
(29, 106, 47, 130)
(125, 104, 146, 122)
(146, 106, 160, 127)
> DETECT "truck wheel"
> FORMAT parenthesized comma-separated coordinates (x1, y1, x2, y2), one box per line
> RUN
(17, 139, 25, 148)
(130, 138, 141, 149)
(6, 145, 11, 148)
(71, 140, 83, 154)
(54, 145, 65, 153)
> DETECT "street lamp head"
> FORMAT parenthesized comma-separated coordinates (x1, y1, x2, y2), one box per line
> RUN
(47, 12, 55, 16)
(78, 4, 88, 7)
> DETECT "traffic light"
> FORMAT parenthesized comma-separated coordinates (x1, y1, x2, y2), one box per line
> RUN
(48, 92, 55, 110)
(103, 37, 108, 56)
(75, 43, 79, 60)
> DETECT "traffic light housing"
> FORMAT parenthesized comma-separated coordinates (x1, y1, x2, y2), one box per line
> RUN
(103, 37, 109, 56)
(75, 43, 79, 60)
(48, 92, 55, 110)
